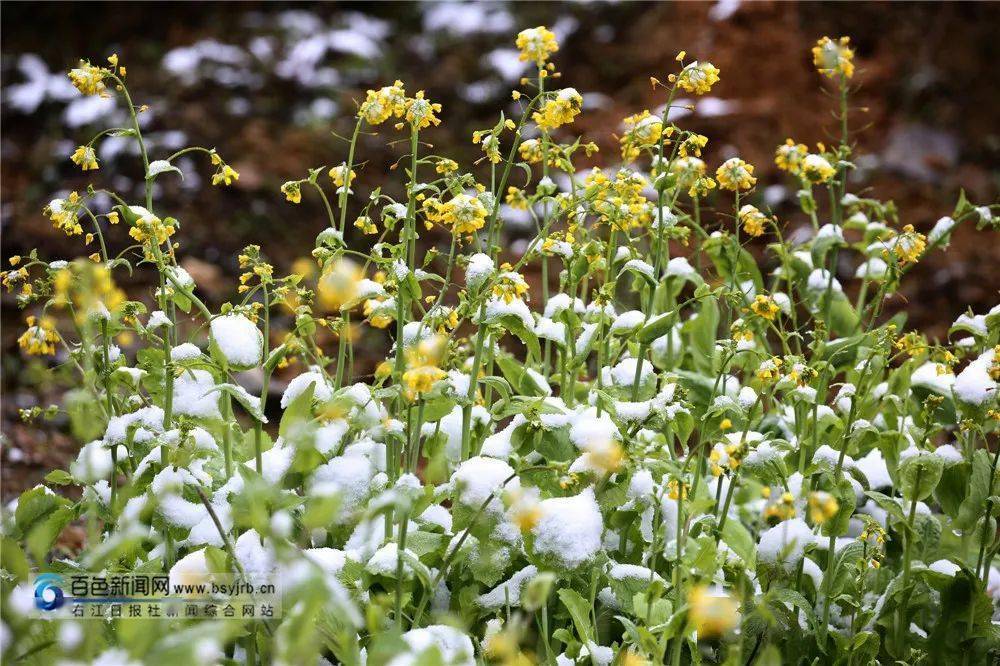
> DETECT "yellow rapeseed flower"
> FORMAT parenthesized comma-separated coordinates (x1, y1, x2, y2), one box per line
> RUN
(281, 181, 302, 204)
(68, 62, 106, 96)
(359, 80, 407, 125)
(812, 36, 855, 80)
(516, 26, 559, 65)
(70, 145, 99, 171)
(688, 585, 739, 638)
(716, 158, 756, 192)
(405, 91, 442, 129)
(532, 88, 582, 131)
(749, 295, 780, 320)
(212, 164, 239, 187)
(801, 154, 836, 184)
(808, 491, 840, 524)
(738, 204, 768, 237)
(775, 139, 808, 174)
(18, 315, 61, 356)
(675, 61, 720, 95)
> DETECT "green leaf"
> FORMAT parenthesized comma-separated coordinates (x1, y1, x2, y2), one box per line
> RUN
(865, 490, 906, 524)
(215, 383, 268, 422)
(497, 315, 541, 361)
(899, 453, 945, 501)
(637, 311, 675, 344)
(957, 449, 993, 530)
(558, 588, 594, 642)
(280, 381, 316, 439)
(44, 469, 73, 486)
(721, 519, 756, 567)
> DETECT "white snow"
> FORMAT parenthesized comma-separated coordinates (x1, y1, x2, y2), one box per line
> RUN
(954, 349, 997, 405)
(172, 369, 222, 420)
(211, 314, 263, 368)
(757, 518, 814, 570)
(531, 488, 604, 568)
(280, 370, 334, 408)
(451, 456, 518, 513)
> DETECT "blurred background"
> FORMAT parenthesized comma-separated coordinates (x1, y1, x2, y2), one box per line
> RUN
(2, 1, 998, 500)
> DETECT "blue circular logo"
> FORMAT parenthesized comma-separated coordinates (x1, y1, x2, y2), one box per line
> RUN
(34, 573, 65, 611)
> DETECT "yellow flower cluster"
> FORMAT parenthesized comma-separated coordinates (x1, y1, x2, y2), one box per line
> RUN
(404, 91, 442, 130)
(715, 157, 756, 192)
(619, 110, 669, 161)
(669, 157, 716, 198)
(808, 491, 840, 525)
(679, 133, 708, 158)
(402, 335, 447, 399)
(813, 36, 855, 80)
(354, 215, 377, 235)
(756, 356, 784, 382)
(518, 138, 544, 164)
(18, 315, 61, 356)
(281, 181, 302, 204)
(317, 257, 363, 311)
(738, 204, 768, 238)
(68, 62, 106, 96)
(359, 80, 407, 125)
(212, 164, 239, 186)
(128, 208, 175, 247)
(774, 139, 808, 174)
(585, 168, 652, 230)
(328, 163, 356, 190)
(532, 88, 582, 131)
(209, 152, 239, 186)
(45, 193, 84, 236)
(675, 61, 720, 95)
(424, 193, 488, 235)
(749, 294, 780, 320)
(763, 491, 797, 526)
(687, 585, 738, 638)
(886, 224, 927, 265)
(801, 153, 836, 184)
(516, 26, 559, 65)
(492, 264, 529, 303)
(71, 145, 99, 171)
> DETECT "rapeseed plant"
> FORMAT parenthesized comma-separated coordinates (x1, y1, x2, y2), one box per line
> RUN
(2, 30, 999, 666)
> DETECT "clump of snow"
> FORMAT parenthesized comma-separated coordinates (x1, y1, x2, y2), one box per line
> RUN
(451, 456, 518, 513)
(169, 549, 210, 590)
(928, 216, 956, 244)
(665, 257, 696, 279)
(311, 454, 376, 520)
(71, 440, 114, 483)
(148, 310, 172, 329)
(623, 259, 655, 279)
(928, 559, 960, 576)
(280, 370, 334, 408)
(393, 625, 475, 666)
(172, 369, 221, 420)
(170, 343, 202, 361)
(477, 565, 538, 609)
(933, 444, 964, 464)
(234, 529, 275, 574)
(606, 358, 654, 389)
(465, 253, 494, 289)
(911, 361, 955, 394)
(954, 349, 997, 405)
(757, 518, 814, 570)
(610, 310, 645, 334)
(568, 408, 619, 449)
(531, 488, 604, 569)
(211, 314, 263, 368)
